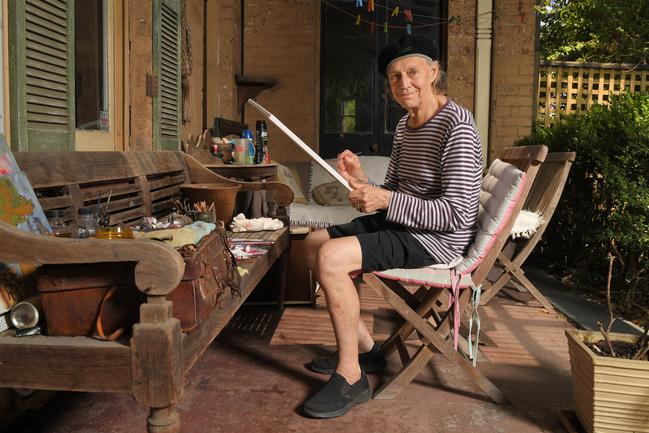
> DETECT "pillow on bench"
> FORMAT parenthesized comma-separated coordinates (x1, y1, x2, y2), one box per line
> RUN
(276, 163, 308, 205)
(312, 181, 348, 206)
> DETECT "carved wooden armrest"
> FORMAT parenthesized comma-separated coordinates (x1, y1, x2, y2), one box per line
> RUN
(0, 221, 184, 296)
(183, 154, 294, 206)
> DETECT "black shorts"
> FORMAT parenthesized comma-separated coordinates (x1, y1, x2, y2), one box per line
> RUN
(326, 212, 436, 271)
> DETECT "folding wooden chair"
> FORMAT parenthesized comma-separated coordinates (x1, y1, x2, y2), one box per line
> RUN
(363, 145, 547, 403)
(480, 151, 576, 310)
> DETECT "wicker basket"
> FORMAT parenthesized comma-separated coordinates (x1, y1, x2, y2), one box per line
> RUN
(180, 183, 241, 225)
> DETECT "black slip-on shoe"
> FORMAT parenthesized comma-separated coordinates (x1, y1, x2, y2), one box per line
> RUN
(302, 371, 372, 419)
(306, 343, 387, 375)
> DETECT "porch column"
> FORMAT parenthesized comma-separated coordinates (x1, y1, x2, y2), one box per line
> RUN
(474, 0, 493, 162)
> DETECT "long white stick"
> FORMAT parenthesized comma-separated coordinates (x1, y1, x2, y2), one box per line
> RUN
(246, 99, 351, 191)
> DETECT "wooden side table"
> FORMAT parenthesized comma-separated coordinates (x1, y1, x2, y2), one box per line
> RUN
(203, 163, 278, 181)
(285, 226, 317, 307)
(204, 163, 279, 219)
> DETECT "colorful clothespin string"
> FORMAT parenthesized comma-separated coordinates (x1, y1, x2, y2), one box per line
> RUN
(449, 15, 462, 26)
(355, 14, 361, 25)
(519, 11, 528, 24)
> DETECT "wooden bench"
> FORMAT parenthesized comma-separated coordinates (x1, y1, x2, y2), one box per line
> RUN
(0, 151, 293, 433)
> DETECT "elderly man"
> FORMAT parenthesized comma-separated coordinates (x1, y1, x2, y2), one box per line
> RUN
(301, 34, 484, 418)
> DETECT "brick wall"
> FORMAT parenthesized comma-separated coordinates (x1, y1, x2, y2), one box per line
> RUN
(489, 0, 537, 161)
(447, 0, 477, 111)
(243, 0, 319, 163)
(206, 0, 240, 124)
(128, 1, 537, 160)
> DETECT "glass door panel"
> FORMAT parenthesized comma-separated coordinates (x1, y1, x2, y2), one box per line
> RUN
(320, 0, 444, 158)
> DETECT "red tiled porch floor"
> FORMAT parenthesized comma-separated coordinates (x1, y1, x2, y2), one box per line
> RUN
(11, 285, 574, 433)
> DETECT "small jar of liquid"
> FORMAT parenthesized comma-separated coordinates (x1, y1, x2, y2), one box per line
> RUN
(77, 208, 99, 238)
(46, 209, 72, 238)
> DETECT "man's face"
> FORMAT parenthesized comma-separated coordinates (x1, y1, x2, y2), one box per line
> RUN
(387, 56, 437, 111)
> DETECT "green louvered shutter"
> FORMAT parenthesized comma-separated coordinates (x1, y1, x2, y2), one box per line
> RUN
(153, 0, 181, 151)
(9, 0, 75, 152)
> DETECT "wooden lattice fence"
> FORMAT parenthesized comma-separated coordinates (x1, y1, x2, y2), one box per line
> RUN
(537, 61, 649, 127)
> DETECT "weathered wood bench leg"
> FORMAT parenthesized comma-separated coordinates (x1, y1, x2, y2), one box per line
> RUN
(131, 298, 184, 433)
(275, 249, 289, 311)
(147, 406, 180, 433)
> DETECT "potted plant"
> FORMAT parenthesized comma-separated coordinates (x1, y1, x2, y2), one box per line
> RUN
(565, 254, 649, 433)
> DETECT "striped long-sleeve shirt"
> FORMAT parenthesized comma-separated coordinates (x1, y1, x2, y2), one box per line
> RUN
(381, 99, 483, 263)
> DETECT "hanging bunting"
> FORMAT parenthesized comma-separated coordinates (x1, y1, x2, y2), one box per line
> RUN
(449, 15, 462, 28)
(319, 0, 458, 34)
(519, 11, 528, 24)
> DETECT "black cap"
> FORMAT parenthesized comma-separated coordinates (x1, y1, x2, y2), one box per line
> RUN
(378, 34, 440, 77)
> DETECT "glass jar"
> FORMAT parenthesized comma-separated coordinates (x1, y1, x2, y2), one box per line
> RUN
(95, 225, 134, 239)
(196, 211, 216, 224)
(46, 209, 72, 238)
(77, 208, 99, 238)
(267, 202, 278, 219)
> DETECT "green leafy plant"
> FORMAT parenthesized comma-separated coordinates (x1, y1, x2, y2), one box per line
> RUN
(538, 0, 649, 64)
(518, 93, 649, 313)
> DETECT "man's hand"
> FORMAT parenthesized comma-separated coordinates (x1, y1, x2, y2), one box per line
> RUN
(348, 177, 391, 213)
(336, 150, 368, 185)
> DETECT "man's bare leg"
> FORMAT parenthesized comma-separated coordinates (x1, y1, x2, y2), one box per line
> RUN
(304, 230, 374, 352)
(302, 233, 376, 418)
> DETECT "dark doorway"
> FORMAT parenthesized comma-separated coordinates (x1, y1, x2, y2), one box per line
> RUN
(319, 1, 446, 158)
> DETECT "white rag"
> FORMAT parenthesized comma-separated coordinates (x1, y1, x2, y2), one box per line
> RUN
(230, 213, 284, 232)
(511, 210, 544, 239)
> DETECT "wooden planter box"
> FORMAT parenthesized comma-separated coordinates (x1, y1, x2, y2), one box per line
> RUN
(566, 329, 649, 433)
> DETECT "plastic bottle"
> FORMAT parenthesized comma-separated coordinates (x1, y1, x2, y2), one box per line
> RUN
(242, 129, 255, 164)
(255, 120, 269, 164)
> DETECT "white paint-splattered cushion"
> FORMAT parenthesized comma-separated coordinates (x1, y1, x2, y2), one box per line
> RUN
(373, 159, 526, 287)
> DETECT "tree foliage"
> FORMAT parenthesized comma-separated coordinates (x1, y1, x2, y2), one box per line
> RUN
(518, 93, 649, 312)
(538, 0, 649, 64)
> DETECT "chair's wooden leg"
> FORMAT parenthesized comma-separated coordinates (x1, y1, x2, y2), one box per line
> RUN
(436, 289, 470, 336)
(511, 268, 555, 312)
(275, 249, 289, 311)
(459, 321, 497, 347)
(480, 258, 513, 305)
(377, 283, 444, 354)
(366, 274, 508, 404)
(395, 337, 411, 366)
(374, 344, 433, 400)
(147, 406, 180, 433)
(486, 254, 555, 312)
